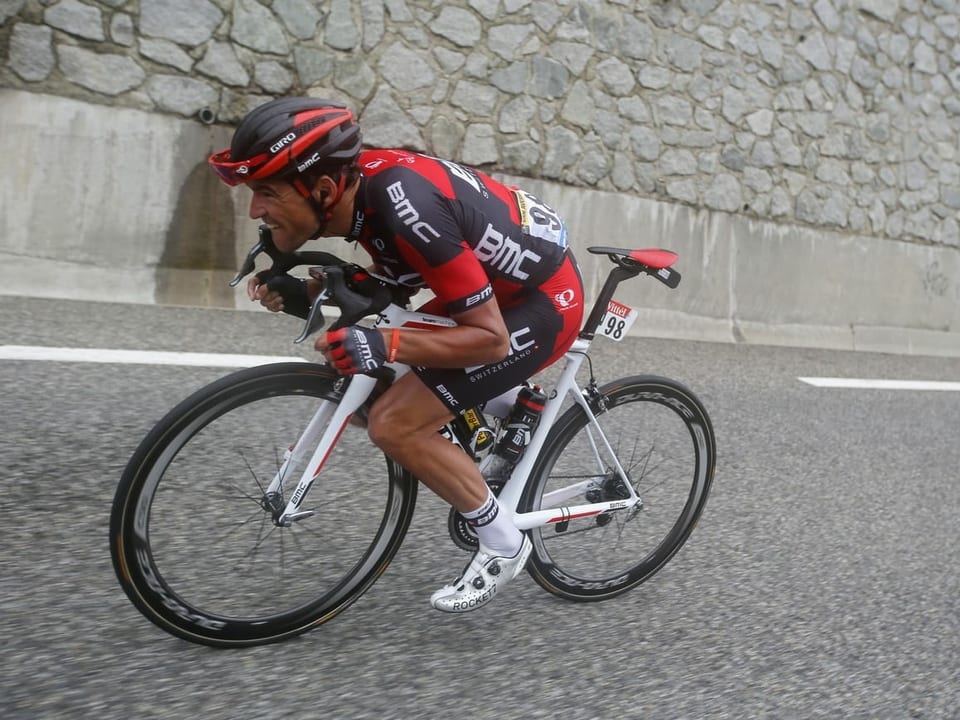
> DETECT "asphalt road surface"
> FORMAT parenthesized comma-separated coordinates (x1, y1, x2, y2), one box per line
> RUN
(1, 295, 958, 719)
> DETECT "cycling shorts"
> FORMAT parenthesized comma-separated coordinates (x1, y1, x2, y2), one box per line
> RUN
(413, 251, 584, 414)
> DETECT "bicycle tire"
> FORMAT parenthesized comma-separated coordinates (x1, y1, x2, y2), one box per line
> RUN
(520, 375, 716, 601)
(110, 362, 417, 647)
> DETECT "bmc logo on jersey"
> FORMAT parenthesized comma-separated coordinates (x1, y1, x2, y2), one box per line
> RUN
(476, 223, 542, 281)
(465, 285, 493, 308)
(386, 181, 441, 244)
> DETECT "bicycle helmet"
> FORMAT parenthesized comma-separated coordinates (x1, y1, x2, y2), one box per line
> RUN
(209, 98, 361, 186)
(209, 98, 362, 237)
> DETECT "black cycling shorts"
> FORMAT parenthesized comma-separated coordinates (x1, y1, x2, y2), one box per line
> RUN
(413, 252, 584, 414)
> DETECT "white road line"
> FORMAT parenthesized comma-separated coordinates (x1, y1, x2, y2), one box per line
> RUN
(799, 377, 960, 391)
(0, 345, 308, 368)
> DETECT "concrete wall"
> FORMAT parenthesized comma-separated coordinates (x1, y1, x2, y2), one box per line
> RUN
(2, 88, 958, 357)
(2, 0, 959, 355)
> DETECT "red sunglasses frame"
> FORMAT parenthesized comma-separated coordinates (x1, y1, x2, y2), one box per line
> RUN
(208, 149, 272, 186)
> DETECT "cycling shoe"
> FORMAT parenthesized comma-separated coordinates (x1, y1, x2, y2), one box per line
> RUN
(430, 535, 532, 613)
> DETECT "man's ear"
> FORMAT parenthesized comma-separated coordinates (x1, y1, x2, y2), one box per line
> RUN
(311, 176, 335, 205)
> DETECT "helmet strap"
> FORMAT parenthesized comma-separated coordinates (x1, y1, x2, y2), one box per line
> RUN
(293, 173, 348, 240)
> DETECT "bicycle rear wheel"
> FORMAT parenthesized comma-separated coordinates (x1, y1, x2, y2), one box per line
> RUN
(521, 376, 715, 601)
(110, 363, 417, 647)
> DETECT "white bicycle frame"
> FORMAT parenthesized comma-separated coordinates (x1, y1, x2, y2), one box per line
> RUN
(265, 300, 640, 529)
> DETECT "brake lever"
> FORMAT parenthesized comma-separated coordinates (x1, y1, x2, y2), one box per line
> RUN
(229, 225, 283, 287)
(293, 265, 394, 343)
(293, 286, 330, 345)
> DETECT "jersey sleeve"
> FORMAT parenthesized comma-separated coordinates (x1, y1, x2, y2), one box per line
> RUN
(372, 168, 494, 315)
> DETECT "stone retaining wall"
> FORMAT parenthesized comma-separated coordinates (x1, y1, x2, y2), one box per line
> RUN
(3, 0, 959, 250)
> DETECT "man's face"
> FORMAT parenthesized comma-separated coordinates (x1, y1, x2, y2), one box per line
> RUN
(247, 178, 318, 252)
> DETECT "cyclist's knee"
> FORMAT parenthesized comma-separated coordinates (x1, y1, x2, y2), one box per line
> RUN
(366, 405, 392, 451)
(366, 386, 450, 456)
(366, 399, 410, 454)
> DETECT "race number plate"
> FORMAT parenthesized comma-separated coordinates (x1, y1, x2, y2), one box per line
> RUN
(599, 300, 638, 341)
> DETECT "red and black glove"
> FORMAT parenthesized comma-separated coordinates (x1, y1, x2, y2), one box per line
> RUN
(325, 326, 387, 375)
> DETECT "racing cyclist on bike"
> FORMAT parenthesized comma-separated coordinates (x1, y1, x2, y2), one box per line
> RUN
(209, 97, 585, 613)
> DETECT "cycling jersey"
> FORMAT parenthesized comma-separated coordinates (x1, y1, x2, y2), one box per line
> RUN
(350, 149, 584, 411)
(352, 149, 571, 313)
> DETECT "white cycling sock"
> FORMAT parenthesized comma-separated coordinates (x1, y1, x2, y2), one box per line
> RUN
(462, 488, 524, 557)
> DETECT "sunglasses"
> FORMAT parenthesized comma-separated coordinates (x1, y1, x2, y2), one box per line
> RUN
(207, 148, 273, 186)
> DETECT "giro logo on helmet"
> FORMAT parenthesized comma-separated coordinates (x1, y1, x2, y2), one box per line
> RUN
(270, 132, 296, 154)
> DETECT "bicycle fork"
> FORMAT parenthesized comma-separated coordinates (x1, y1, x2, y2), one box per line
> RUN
(263, 373, 379, 526)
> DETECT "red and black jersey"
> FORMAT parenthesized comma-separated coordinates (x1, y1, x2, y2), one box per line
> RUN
(351, 149, 570, 315)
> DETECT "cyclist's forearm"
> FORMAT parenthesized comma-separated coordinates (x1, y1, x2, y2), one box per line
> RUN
(381, 324, 508, 368)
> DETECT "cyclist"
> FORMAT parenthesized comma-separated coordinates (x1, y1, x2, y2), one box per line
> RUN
(209, 97, 584, 613)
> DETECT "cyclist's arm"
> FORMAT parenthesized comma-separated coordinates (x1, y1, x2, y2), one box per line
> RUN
(381, 298, 509, 368)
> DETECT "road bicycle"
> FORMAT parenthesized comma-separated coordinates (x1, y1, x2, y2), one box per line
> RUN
(110, 229, 717, 647)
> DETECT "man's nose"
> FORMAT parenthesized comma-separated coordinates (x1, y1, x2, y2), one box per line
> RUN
(248, 193, 264, 220)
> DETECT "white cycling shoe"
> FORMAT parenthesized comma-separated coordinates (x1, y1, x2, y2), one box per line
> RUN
(430, 535, 533, 613)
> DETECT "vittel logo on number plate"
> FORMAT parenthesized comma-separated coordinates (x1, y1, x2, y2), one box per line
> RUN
(600, 300, 638, 341)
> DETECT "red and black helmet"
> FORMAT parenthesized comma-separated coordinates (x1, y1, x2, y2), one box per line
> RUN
(209, 98, 362, 186)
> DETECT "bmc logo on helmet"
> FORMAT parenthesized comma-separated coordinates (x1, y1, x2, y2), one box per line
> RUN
(270, 133, 296, 154)
(297, 152, 322, 173)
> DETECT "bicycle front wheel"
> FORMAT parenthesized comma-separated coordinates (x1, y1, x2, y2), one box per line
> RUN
(521, 375, 716, 601)
(110, 362, 417, 647)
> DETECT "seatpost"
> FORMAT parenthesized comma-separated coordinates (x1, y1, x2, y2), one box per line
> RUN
(579, 265, 640, 340)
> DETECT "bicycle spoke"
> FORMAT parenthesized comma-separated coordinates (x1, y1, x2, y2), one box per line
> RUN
(223, 481, 264, 505)
(525, 379, 714, 598)
(238, 449, 268, 496)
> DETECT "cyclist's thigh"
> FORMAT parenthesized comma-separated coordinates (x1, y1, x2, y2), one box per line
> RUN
(414, 287, 575, 412)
